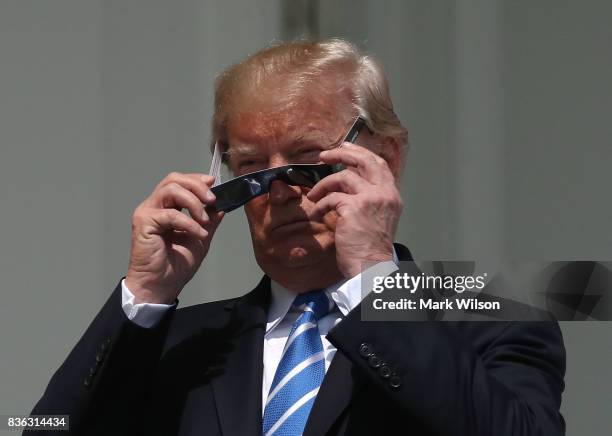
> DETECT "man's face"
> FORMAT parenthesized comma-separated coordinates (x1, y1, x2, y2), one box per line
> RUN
(224, 93, 354, 273)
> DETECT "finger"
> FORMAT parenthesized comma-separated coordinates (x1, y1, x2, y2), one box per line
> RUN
(312, 192, 352, 217)
(154, 183, 209, 225)
(156, 172, 215, 189)
(155, 172, 217, 206)
(319, 144, 393, 184)
(149, 208, 209, 240)
(307, 170, 369, 202)
(205, 209, 225, 231)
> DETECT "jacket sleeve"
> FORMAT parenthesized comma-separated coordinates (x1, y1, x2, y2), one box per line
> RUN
(25, 279, 176, 436)
(327, 310, 566, 435)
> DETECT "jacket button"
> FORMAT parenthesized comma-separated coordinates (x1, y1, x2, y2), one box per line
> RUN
(95, 353, 104, 362)
(89, 366, 97, 376)
(368, 354, 382, 368)
(379, 365, 392, 378)
(389, 375, 402, 389)
(359, 343, 373, 357)
(84, 376, 92, 388)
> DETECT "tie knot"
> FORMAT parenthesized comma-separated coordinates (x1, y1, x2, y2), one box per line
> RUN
(292, 290, 334, 320)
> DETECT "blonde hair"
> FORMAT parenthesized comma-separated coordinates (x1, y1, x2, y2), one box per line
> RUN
(210, 38, 408, 157)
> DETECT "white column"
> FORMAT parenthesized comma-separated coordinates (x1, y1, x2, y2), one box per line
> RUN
(449, 0, 504, 266)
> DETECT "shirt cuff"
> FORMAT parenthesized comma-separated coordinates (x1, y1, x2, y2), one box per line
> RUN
(121, 279, 175, 328)
(339, 261, 400, 313)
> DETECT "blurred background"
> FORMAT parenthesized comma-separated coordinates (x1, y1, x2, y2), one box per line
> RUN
(1, 1, 610, 434)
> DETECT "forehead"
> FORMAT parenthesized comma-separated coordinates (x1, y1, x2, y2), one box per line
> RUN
(225, 94, 349, 154)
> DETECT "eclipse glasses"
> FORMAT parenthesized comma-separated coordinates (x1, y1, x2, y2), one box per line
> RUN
(208, 116, 367, 213)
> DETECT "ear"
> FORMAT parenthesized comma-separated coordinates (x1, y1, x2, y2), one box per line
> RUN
(377, 136, 403, 180)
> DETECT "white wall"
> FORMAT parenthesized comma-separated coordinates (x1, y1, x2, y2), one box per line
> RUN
(1, 1, 610, 433)
(0, 0, 104, 419)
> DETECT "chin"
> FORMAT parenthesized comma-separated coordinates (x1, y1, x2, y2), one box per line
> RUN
(285, 246, 313, 264)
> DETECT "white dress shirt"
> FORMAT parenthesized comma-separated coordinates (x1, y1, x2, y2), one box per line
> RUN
(121, 252, 399, 412)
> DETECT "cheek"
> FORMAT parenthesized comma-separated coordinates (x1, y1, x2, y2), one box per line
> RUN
(244, 197, 268, 236)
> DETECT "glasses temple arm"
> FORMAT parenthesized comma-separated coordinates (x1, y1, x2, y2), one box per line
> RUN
(209, 141, 223, 187)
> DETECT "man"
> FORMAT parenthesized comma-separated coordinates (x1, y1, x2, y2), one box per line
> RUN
(28, 39, 565, 435)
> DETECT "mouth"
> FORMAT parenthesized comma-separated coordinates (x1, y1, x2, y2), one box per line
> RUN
(270, 218, 314, 233)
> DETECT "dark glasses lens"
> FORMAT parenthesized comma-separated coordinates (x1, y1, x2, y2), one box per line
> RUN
(210, 173, 265, 212)
(210, 164, 338, 212)
(278, 165, 335, 187)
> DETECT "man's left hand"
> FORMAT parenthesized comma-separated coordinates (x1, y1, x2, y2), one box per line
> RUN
(306, 142, 403, 279)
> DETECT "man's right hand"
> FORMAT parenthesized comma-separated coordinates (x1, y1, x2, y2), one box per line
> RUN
(125, 173, 224, 304)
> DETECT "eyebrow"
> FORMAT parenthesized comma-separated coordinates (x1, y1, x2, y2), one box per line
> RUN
(223, 144, 262, 157)
(223, 131, 342, 156)
(292, 130, 335, 145)
(224, 129, 341, 158)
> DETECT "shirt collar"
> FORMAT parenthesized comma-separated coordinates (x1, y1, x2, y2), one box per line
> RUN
(265, 246, 399, 335)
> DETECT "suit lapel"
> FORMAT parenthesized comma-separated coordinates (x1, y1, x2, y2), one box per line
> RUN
(303, 243, 413, 435)
(210, 276, 270, 436)
(303, 350, 365, 436)
(393, 242, 413, 263)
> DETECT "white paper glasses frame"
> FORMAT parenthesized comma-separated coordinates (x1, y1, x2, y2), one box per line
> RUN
(209, 141, 223, 188)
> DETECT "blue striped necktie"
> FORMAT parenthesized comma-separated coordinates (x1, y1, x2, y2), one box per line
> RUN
(262, 290, 334, 436)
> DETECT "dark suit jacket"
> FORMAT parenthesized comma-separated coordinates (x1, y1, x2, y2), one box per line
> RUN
(27, 244, 565, 435)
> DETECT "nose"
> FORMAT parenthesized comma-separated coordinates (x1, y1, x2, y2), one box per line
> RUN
(267, 153, 301, 205)
(269, 179, 302, 205)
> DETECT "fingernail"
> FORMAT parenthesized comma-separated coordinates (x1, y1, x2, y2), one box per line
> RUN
(206, 191, 215, 201)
